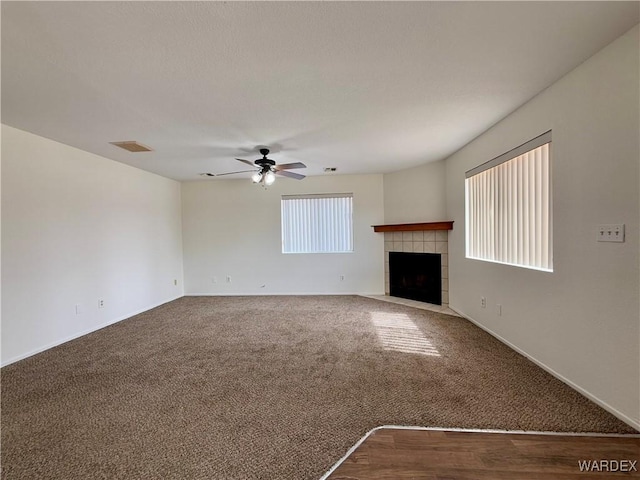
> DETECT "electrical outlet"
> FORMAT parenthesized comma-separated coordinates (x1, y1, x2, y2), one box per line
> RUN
(226, 276, 231, 283)
(75, 304, 82, 315)
(98, 299, 105, 309)
(339, 275, 345, 281)
(497, 304, 502, 316)
(481, 297, 486, 308)
(597, 224, 625, 243)
(174, 279, 178, 286)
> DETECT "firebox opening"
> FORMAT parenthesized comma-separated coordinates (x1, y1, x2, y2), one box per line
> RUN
(389, 252, 442, 305)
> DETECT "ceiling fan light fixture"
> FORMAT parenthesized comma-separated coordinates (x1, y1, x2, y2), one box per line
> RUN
(251, 171, 263, 183)
(264, 170, 276, 186)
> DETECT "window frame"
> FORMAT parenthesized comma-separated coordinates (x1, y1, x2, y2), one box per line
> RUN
(280, 193, 354, 254)
(465, 131, 553, 272)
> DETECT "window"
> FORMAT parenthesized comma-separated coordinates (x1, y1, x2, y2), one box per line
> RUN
(281, 193, 353, 253)
(465, 131, 552, 271)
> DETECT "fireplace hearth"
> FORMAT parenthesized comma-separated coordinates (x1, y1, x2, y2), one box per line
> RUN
(389, 252, 442, 305)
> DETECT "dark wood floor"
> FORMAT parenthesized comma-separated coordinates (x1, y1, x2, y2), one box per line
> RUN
(327, 428, 640, 479)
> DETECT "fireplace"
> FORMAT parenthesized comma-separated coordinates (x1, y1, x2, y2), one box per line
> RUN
(389, 252, 442, 305)
(381, 227, 451, 306)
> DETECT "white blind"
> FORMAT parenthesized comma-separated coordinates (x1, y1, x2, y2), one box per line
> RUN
(465, 134, 552, 272)
(281, 194, 353, 253)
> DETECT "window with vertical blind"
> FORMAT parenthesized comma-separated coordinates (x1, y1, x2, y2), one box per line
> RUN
(281, 193, 353, 253)
(465, 131, 552, 271)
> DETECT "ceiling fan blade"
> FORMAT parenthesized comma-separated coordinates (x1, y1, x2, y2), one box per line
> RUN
(214, 169, 256, 176)
(235, 158, 256, 167)
(276, 170, 305, 180)
(275, 162, 306, 171)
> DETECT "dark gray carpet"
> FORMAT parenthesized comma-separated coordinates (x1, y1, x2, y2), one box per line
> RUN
(2, 296, 635, 479)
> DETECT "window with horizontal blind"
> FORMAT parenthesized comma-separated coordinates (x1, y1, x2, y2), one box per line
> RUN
(281, 193, 353, 253)
(465, 131, 552, 272)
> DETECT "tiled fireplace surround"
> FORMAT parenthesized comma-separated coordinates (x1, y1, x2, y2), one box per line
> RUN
(383, 230, 449, 307)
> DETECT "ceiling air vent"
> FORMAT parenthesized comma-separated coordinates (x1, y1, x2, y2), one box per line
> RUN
(110, 141, 153, 153)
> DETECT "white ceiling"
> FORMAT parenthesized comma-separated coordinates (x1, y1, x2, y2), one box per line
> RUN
(2, 2, 638, 181)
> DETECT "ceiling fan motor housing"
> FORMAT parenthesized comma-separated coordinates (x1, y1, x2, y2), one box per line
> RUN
(256, 149, 275, 171)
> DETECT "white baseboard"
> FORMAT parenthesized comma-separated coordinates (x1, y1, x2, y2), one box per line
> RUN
(451, 306, 640, 432)
(185, 292, 385, 296)
(1, 295, 183, 367)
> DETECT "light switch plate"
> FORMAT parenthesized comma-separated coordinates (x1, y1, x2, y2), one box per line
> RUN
(597, 224, 625, 243)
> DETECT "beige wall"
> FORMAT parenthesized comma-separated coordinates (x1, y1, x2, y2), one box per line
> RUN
(444, 25, 639, 428)
(383, 159, 447, 224)
(1, 125, 184, 365)
(181, 174, 384, 295)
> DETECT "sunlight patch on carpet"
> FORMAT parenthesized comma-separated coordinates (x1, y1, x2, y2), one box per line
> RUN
(370, 311, 441, 356)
